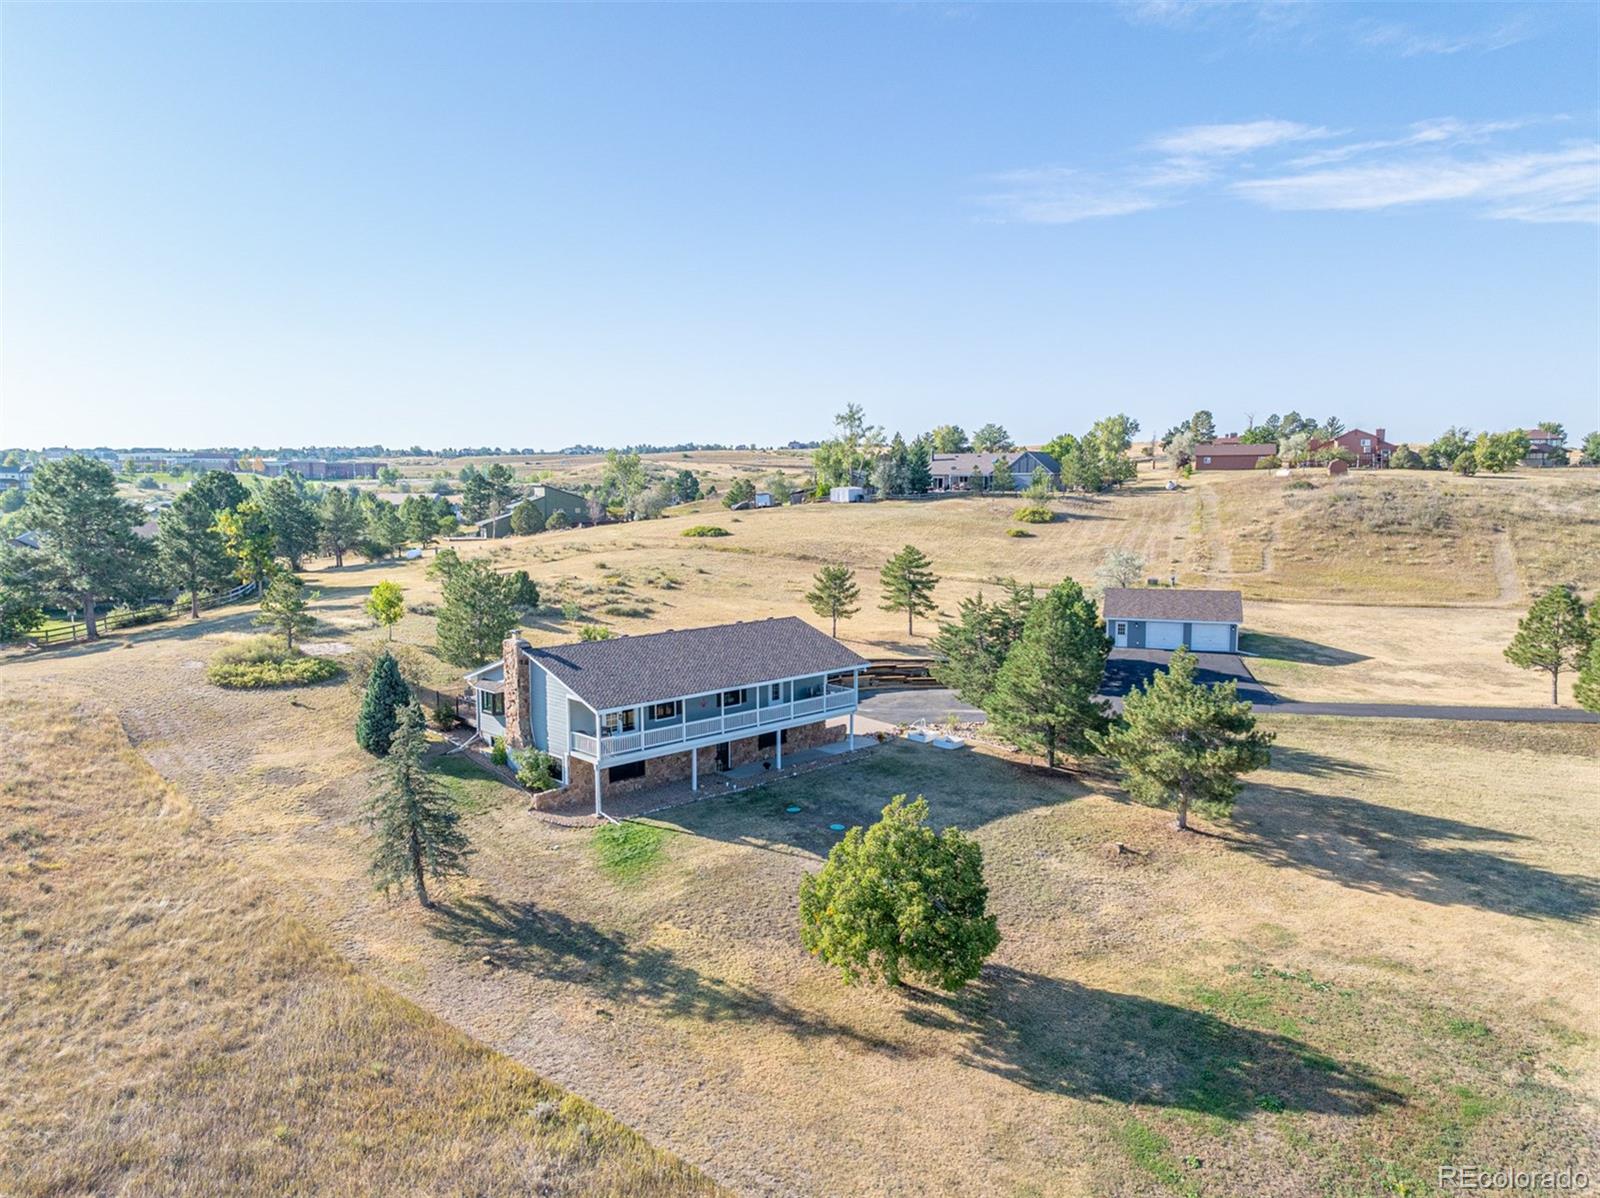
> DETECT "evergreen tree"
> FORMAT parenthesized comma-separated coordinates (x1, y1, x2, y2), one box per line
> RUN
(930, 581, 1034, 709)
(364, 701, 471, 908)
(255, 572, 317, 652)
(805, 563, 861, 637)
(799, 795, 998, 991)
(356, 650, 412, 755)
(989, 455, 1014, 492)
(485, 463, 519, 514)
(319, 486, 364, 567)
(186, 469, 249, 515)
(1505, 585, 1591, 705)
(1575, 604, 1600, 713)
(905, 435, 933, 494)
(365, 579, 405, 638)
(509, 499, 544, 535)
(988, 579, 1109, 767)
(157, 489, 234, 617)
(0, 544, 49, 641)
(1095, 647, 1274, 831)
(401, 494, 441, 547)
(879, 544, 938, 636)
(435, 557, 519, 667)
(22, 455, 151, 639)
(215, 499, 277, 595)
(459, 467, 493, 522)
(260, 474, 320, 568)
(672, 470, 702, 502)
(362, 499, 407, 558)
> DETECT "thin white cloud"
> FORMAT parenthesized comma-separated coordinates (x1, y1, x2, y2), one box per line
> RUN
(1354, 16, 1534, 57)
(1148, 119, 1331, 158)
(1286, 117, 1547, 167)
(977, 167, 1167, 224)
(1233, 145, 1600, 223)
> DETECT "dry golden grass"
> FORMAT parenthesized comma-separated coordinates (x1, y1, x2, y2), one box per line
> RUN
(0, 698, 718, 1198)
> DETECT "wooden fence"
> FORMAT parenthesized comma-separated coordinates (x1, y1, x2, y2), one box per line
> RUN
(19, 580, 259, 647)
(411, 683, 478, 729)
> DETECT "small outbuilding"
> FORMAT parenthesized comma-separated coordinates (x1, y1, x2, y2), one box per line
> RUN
(1102, 587, 1244, 653)
(753, 491, 773, 508)
(829, 486, 866, 503)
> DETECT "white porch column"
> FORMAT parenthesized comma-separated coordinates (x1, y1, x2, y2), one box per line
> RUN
(690, 748, 698, 792)
(594, 765, 603, 818)
(775, 734, 782, 770)
(848, 711, 855, 750)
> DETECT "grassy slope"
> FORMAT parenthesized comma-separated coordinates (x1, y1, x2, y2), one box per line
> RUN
(0, 699, 718, 1198)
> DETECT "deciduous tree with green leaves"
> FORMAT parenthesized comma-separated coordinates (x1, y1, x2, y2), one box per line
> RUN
(215, 499, 277, 595)
(365, 579, 405, 638)
(972, 423, 1012, 452)
(879, 544, 938, 636)
(363, 701, 471, 908)
(435, 557, 519, 667)
(356, 650, 412, 755)
(1505, 585, 1591, 705)
(988, 579, 1109, 768)
(22, 455, 152, 639)
(799, 794, 998, 991)
(1094, 647, 1274, 831)
(805, 563, 860, 637)
(930, 424, 969, 453)
(255, 572, 317, 652)
(157, 489, 235, 617)
(1094, 549, 1145, 591)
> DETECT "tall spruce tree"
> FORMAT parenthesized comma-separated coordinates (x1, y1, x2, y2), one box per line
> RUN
(930, 581, 1034, 709)
(879, 545, 938, 636)
(356, 650, 412, 755)
(988, 579, 1108, 767)
(435, 558, 518, 667)
(364, 702, 471, 908)
(157, 489, 234, 617)
(319, 487, 364, 568)
(1095, 647, 1274, 831)
(1575, 604, 1600, 713)
(1505, 585, 1591, 705)
(260, 474, 321, 569)
(805, 564, 861, 637)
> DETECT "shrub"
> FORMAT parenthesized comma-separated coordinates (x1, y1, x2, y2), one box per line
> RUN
(1453, 451, 1478, 476)
(1285, 479, 1314, 491)
(429, 699, 458, 730)
(490, 736, 508, 766)
(579, 625, 614, 641)
(1390, 446, 1424, 469)
(681, 525, 730, 537)
(1006, 528, 1034, 538)
(206, 636, 341, 688)
(1254, 454, 1281, 470)
(560, 600, 582, 621)
(509, 500, 545, 535)
(514, 748, 558, 791)
(546, 510, 572, 530)
(601, 604, 651, 618)
(408, 601, 438, 616)
(504, 569, 539, 609)
(1013, 505, 1052, 524)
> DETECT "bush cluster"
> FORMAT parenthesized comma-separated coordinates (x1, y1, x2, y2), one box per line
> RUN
(207, 636, 341, 688)
(681, 525, 730, 537)
(1013, 505, 1053, 524)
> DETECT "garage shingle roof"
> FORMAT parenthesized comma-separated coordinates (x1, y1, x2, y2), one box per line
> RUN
(1102, 588, 1244, 624)
(528, 617, 869, 711)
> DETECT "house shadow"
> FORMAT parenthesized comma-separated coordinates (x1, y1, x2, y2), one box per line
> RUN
(1240, 632, 1369, 667)
(429, 896, 899, 1051)
(1229, 783, 1600, 920)
(901, 965, 1399, 1118)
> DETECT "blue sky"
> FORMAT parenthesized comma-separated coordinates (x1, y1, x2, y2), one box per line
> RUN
(2, 2, 1596, 450)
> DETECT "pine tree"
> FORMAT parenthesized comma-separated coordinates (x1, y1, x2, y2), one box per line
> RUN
(364, 702, 471, 908)
(260, 474, 321, 569)
(435, 558, 518, 667)
(930, 581, 1034, 709)
(879, 545, 938, 636)
(1575, 604, 1600, 713)
(988, 579, 1108, 768)
(1505, 585, 1591, 705)
(510, 499, 545, 535)
(989, 455, 1014, 492)
(255, 572, 317, 652)
(1094, 647, 1274, 831)
(156, 489, 234, 617)
(356, 650, 412, 755)
(805, 564, 861, 637)
(906, 436, 933, 495)
(319, 486, 364, 567)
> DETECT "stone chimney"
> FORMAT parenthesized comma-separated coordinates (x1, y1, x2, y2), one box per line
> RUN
(1375, 428, 1386, 444)
(502, 635, 532, 748)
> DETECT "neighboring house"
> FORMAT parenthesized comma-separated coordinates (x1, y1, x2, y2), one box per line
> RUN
(1522, 429, 1566, 467)
(467, 511, 515, 539)
(253, 459, 381, 480)
(1192, 442, 1277, 471)
(522, 484, 588, 526)
(929, 450, 1061, 492)
(1308, 428, 1396, 468)
(1102, 587, 1244, 653)
(0, 465, 33, 492)
(471, 617, 868, 816)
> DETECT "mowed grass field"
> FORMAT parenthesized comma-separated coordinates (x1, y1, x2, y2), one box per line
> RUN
(4, 620, 1594, 1194)
(0, 698, 718, 1198)
(283, 460, 1597, 705)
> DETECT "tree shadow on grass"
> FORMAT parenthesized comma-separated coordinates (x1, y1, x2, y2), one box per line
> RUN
(903, 965, 1399, 1118)
(1241, 632, 1369, 667)
(1229, 783, 1600, 920)
(429, 895, 900, 1051)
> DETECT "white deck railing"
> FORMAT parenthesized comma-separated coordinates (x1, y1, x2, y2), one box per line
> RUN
(570, 688, 859, 762)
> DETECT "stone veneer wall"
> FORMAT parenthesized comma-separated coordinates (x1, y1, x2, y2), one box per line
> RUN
(561, 718, 848, 802)
(501, 636, 532, 749)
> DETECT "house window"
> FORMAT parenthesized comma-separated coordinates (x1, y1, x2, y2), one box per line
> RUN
(1360, 438, 1371, 449)
(769, 683, 782, 702)
(601, 710, 636, 736)
(608, 760, 646, 783)
(481, 690, 505, 716)
(650, 701, 679, 721)
(1115, 622, 1127, 637)
(719, 688, 747, 708)
(1202, 456, 1212, 464)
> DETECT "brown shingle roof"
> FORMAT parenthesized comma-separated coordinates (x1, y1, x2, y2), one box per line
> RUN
(529, 617, 869, 711)
(1102, 588, 1244, 624)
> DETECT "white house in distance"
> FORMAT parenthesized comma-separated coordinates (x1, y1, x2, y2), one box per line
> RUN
(468, 617, 868, 816)
(1101, 588, 1244, 653)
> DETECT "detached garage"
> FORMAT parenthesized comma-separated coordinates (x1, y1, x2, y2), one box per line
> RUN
(1101, 587, 1244, 654)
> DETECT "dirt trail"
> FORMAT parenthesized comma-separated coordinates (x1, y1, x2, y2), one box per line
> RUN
(1492, 535, 1522, 606)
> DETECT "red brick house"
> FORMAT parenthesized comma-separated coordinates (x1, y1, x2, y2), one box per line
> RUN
(1309, 428, 1396, 468)
(1192, 441, 1277, 470)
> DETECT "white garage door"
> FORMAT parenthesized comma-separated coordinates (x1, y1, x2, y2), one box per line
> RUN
(1145, 621, 1184, 650)
(1190, 623, 1232, 652)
